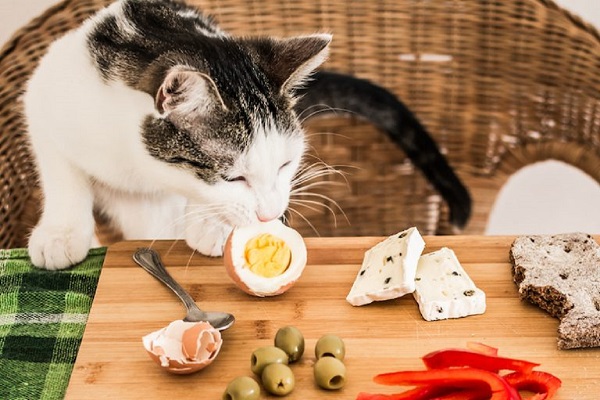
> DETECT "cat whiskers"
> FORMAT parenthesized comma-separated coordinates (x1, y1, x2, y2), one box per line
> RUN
(288, 190, 346, 233)
(293, 103, 363, 235)
(297, 103, 357, 125)
(288, 160, 350, 235)
(184, 202, 236, 271)
(282, 207, 318, 236)
(151, 202, 232, 271)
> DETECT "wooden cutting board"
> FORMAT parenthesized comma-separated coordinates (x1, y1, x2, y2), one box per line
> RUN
(65, 236, 600, 399)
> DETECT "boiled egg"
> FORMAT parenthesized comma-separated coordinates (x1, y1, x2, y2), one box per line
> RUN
(142, 320, 222, 374)
(223, 219, 307, 297)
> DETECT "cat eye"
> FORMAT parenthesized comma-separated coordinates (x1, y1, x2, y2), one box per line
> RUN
(279, 161, 291, 170)
(167, 157, 209, 170)
(223, 175, 246, 183)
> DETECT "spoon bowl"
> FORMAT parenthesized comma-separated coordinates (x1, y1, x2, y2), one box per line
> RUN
(133, 248, 235, 331)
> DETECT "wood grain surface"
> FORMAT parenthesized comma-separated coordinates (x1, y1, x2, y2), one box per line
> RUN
(65, 236, 600, 399)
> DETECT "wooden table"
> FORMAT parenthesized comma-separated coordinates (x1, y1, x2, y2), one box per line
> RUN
(65, 236, 600, 399)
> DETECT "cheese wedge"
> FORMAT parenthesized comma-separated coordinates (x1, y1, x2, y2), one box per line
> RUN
(346, 227, 425, 306)
(413, 247, 486, 321)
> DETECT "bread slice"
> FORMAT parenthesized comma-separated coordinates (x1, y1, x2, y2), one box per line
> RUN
(510, 232, 600, 349)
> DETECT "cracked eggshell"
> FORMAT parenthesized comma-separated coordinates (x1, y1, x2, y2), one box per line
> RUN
(142, 320, 222, 374)
(223, 219, 307, 297)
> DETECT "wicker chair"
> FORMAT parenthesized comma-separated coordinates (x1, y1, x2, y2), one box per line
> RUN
(1, 0, 599, 249)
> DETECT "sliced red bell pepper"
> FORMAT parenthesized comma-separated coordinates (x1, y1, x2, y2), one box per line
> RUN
(356, 393, 405, 400)
(466, 342, 499, 357)
(503, 371, 562, 400)
(373, 367, 521, 400)
(356, 385, 473, 400)
(422, 349, 539, 374)
(356, 386, 490, 400)
(431, 388, 492, 400)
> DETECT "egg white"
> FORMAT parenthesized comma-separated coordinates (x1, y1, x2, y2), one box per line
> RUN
(228, 219, 307, 296)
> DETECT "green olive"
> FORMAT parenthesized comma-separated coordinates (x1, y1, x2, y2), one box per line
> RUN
(274, 326, 305, 363)
(314, 356, 346, 390)
(314, 334, 345, 361)
(250, 345, 289, 375)
(222, 376, 260, 400)
(261, 362, 295, 396)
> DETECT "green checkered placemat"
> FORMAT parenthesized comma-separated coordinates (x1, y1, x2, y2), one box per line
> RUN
(0, 248, 106, 400)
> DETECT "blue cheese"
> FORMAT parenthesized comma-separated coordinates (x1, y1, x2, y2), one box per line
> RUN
(413, 247, 486, 321)
(346, 227, 425, 306)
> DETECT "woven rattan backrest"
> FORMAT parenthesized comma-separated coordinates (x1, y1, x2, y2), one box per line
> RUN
(1, 0, 599, 248)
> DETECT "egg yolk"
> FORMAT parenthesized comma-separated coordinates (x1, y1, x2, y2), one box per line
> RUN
(244, 233, 292, 278)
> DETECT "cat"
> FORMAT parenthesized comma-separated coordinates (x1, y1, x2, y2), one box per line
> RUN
(24, 0, 470, 270)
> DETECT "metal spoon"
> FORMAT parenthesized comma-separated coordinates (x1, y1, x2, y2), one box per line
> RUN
(133, 247, 235, 331)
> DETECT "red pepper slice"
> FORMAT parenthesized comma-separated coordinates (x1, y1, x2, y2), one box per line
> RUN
(503, 371, 562, 400)
(356, 393, 408, 400)
(356, 387, 490, 400)
(356, 385, 471, 400)
(422, 349, 539, 374)
(432, 388, 492, 400)
(373, 367, 521, 400)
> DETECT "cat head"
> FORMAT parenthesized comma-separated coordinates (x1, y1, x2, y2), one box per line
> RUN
(142, 33, 331, 226)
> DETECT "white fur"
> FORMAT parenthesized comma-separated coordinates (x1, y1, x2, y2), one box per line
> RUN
(182, 122, 305, 257)
(24, 5, 322, 270)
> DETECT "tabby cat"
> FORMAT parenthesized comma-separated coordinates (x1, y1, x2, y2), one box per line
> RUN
(24, 0, 470, 270)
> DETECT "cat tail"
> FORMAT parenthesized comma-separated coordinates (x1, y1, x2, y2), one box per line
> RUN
(294, 71, 472, 230)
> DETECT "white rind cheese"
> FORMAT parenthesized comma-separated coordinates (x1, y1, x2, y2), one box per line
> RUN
(413, 247, 486, 321)
(346, 227, 425, 306)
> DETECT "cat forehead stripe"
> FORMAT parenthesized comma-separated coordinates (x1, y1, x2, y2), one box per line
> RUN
(113, 1, 139, 38)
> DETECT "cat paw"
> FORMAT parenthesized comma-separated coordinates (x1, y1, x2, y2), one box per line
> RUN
(185, 222, 232, 257)
(28, 224, 93, 270)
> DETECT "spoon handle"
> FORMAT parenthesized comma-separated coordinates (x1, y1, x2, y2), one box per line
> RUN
(133, 248, 203, 317)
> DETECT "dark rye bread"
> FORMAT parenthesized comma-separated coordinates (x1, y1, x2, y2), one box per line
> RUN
(509, 232, 600, 350)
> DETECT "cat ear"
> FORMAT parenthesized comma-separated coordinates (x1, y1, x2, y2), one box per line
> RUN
(247, 34, 332, 93)
(155, 67, 226, 115)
